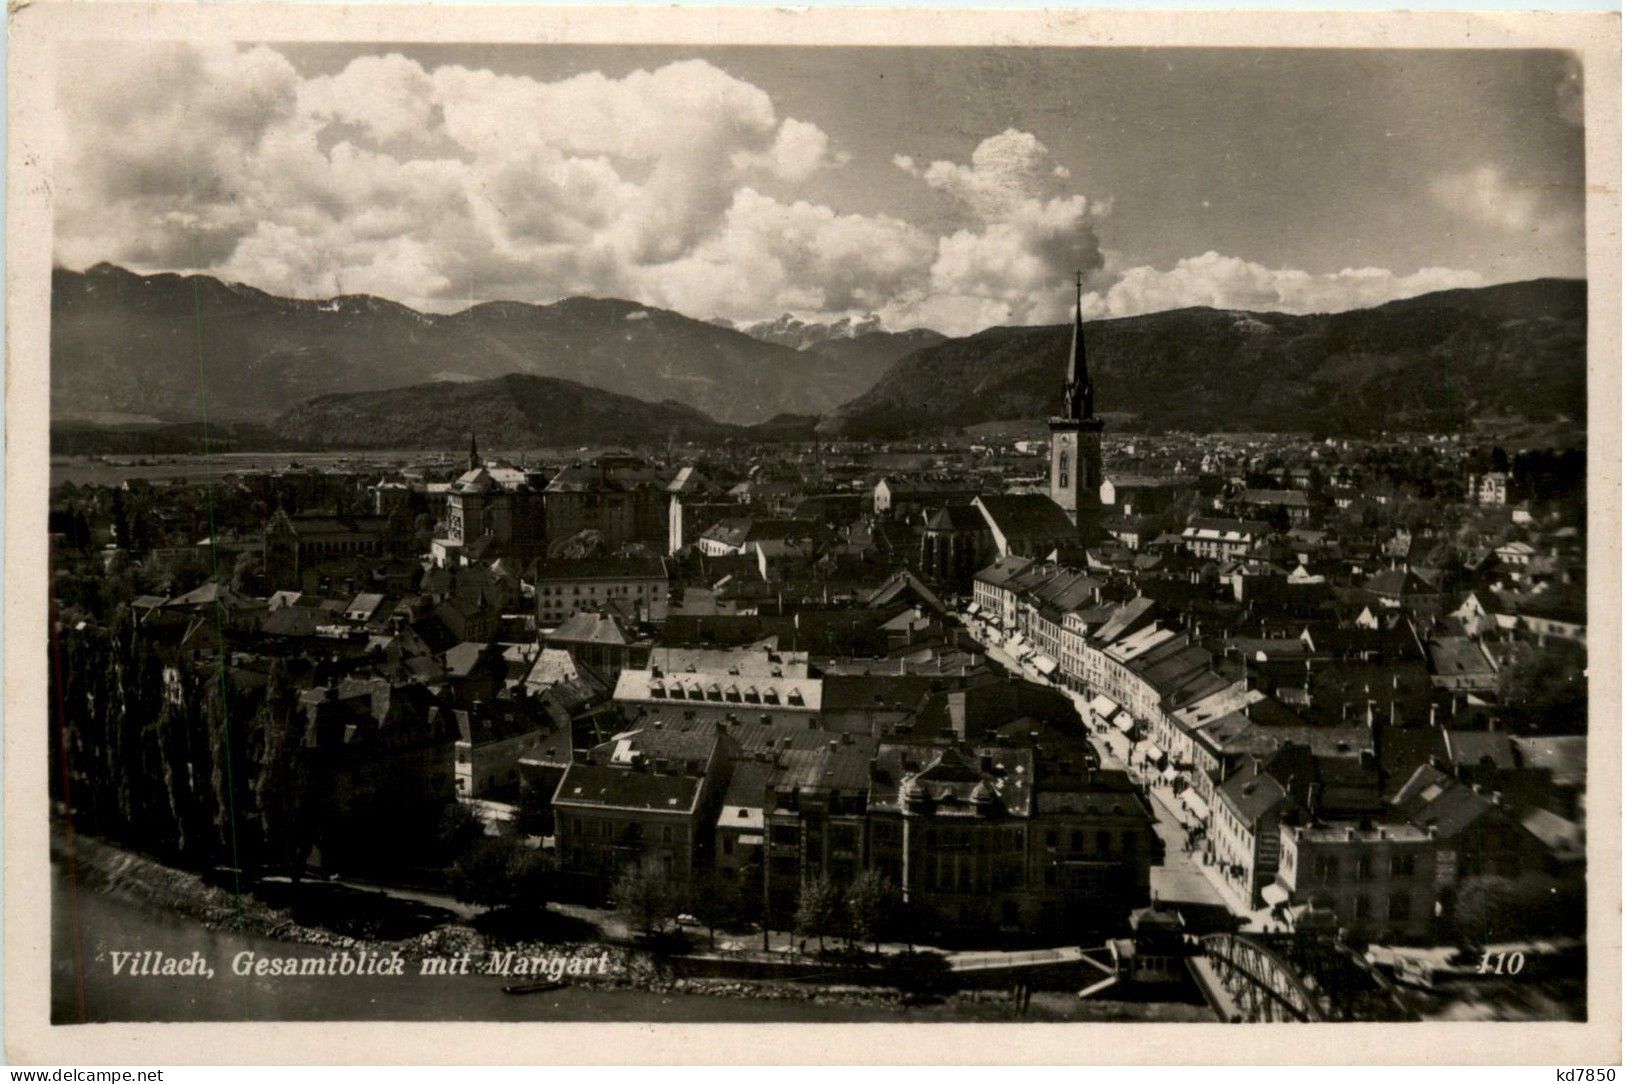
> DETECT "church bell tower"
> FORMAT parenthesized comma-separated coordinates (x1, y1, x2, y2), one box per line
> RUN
(1049, 273, 1104, 530)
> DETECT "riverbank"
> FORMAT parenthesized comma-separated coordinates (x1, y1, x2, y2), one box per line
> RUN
(51, 830, 917, 1014)
(53, 830, 1215, 1022)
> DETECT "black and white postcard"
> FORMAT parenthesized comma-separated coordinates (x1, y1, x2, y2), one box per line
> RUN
(5, 2, 1619, 1065)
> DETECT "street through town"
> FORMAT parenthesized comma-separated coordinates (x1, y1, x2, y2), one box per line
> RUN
(961, 615, 1229, 916)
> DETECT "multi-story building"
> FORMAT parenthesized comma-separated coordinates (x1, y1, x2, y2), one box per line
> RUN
(694, 517, 819, 558)
(452, 691, 568, 800)
(544, 454, 670, 550)
(972, 555, 1035, 630)
(1209, 759, 1293, 908)
(1181, 518, 1271, 561)
(544, 611, 652, 684)
(429, 436, 548, 568)
(264, 509, 394, 591)
(613, 664, 821, 729)
(867, 745, 1154, 936)
(1274, 821, 1438, 940)
(534, 557, 669, 627)
(874, 477, 981, 518)
(1467, 471, 1515, 506)
(552, 721, 733, 893)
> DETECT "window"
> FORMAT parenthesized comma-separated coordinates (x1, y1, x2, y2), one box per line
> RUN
(1071, 830, 1084, 852)
(1389, 853, 1416, 877)
(1354, 856, 1373, 881)
(1388, 893, 1410, 921)
(1097, 830, 1112, 853)
(1354, 894, 1372, 919)
(1313, 856, 1338, 882)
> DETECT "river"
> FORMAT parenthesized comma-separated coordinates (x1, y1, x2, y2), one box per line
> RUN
(50, 869, 921, 1024)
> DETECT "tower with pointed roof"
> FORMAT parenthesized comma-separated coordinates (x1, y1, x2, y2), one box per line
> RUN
(468, 431, 481, 472)
(1049, 272, 1104, 530)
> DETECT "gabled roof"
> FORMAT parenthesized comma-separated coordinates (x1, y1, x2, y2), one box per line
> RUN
(1238, 489, 1309, 508)
(1364, 567, 1441, 598)
(1093, 597, 1158, 646)
(1215, 761, 1290, 826)
(924, 504, 989, 532)
(974, 494, 1078, 543)
(534, 557, 667, 581)
(1443, 729, 1517, 771)
(861, 570, 946, 615)
(549, 611, 635, 647)
(1183, 517, 1270, 539)
(974, 554, 1035, 588)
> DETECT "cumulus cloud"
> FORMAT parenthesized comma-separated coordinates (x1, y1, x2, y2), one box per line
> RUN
(887, 129, 1109, 334)
(53, 45, 1492, 336)
(1088, 251, 1485, 318)
(54, 47, 870, 314)
(645, 188, 935, 321)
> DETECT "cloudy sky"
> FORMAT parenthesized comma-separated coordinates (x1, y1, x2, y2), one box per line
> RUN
(53, 43, 1586, 335)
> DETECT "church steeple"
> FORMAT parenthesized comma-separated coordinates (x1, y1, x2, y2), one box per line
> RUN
(468, 431, 480, 472)
(1048, 271, 1103, 531)
(1062, 271, 1093, 421)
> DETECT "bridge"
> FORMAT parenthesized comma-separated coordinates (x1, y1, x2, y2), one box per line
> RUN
(1190, 932, 1415, 1022)
(946, 945, 1109, 974)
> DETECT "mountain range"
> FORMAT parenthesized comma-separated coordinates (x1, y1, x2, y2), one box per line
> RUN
(826, 279, 1587, 438)
(51, 266, 1586, 448)
(271, 373, 750, 449)
(49, 264, 909, 427)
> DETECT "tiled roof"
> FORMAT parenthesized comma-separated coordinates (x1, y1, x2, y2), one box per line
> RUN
(974, 494, 1078, 542)
(554, 763, 704, 813)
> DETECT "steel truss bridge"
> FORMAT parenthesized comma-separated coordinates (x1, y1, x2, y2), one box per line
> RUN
(1190, 932, 1416, 1022)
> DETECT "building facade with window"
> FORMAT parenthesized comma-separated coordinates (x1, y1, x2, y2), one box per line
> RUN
(534, 557, 669, 626)
(1275, 822, 1438, 940)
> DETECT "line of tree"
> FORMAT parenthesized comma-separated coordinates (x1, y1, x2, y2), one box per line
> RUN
(48, 604, 312, 881)
(795, 871, 907, 953)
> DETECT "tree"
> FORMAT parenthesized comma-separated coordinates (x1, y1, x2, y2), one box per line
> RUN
(1497, 645, 1587, 735)
(255, 659, 307, 884)
(231, 551, 264, 596)
(433, 801, 486, 866)
(688, 870, 745, 949)
(1453, 875, 1584, 945)
(613, 857, 683, 938)
(449, 836, 553, 912)
(110, 489, 130, 551)
(844, 870, 903, 952)
(794, 874, 844, 952)
(154, 688, 212, 863)
(205, 669, 258, 877)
